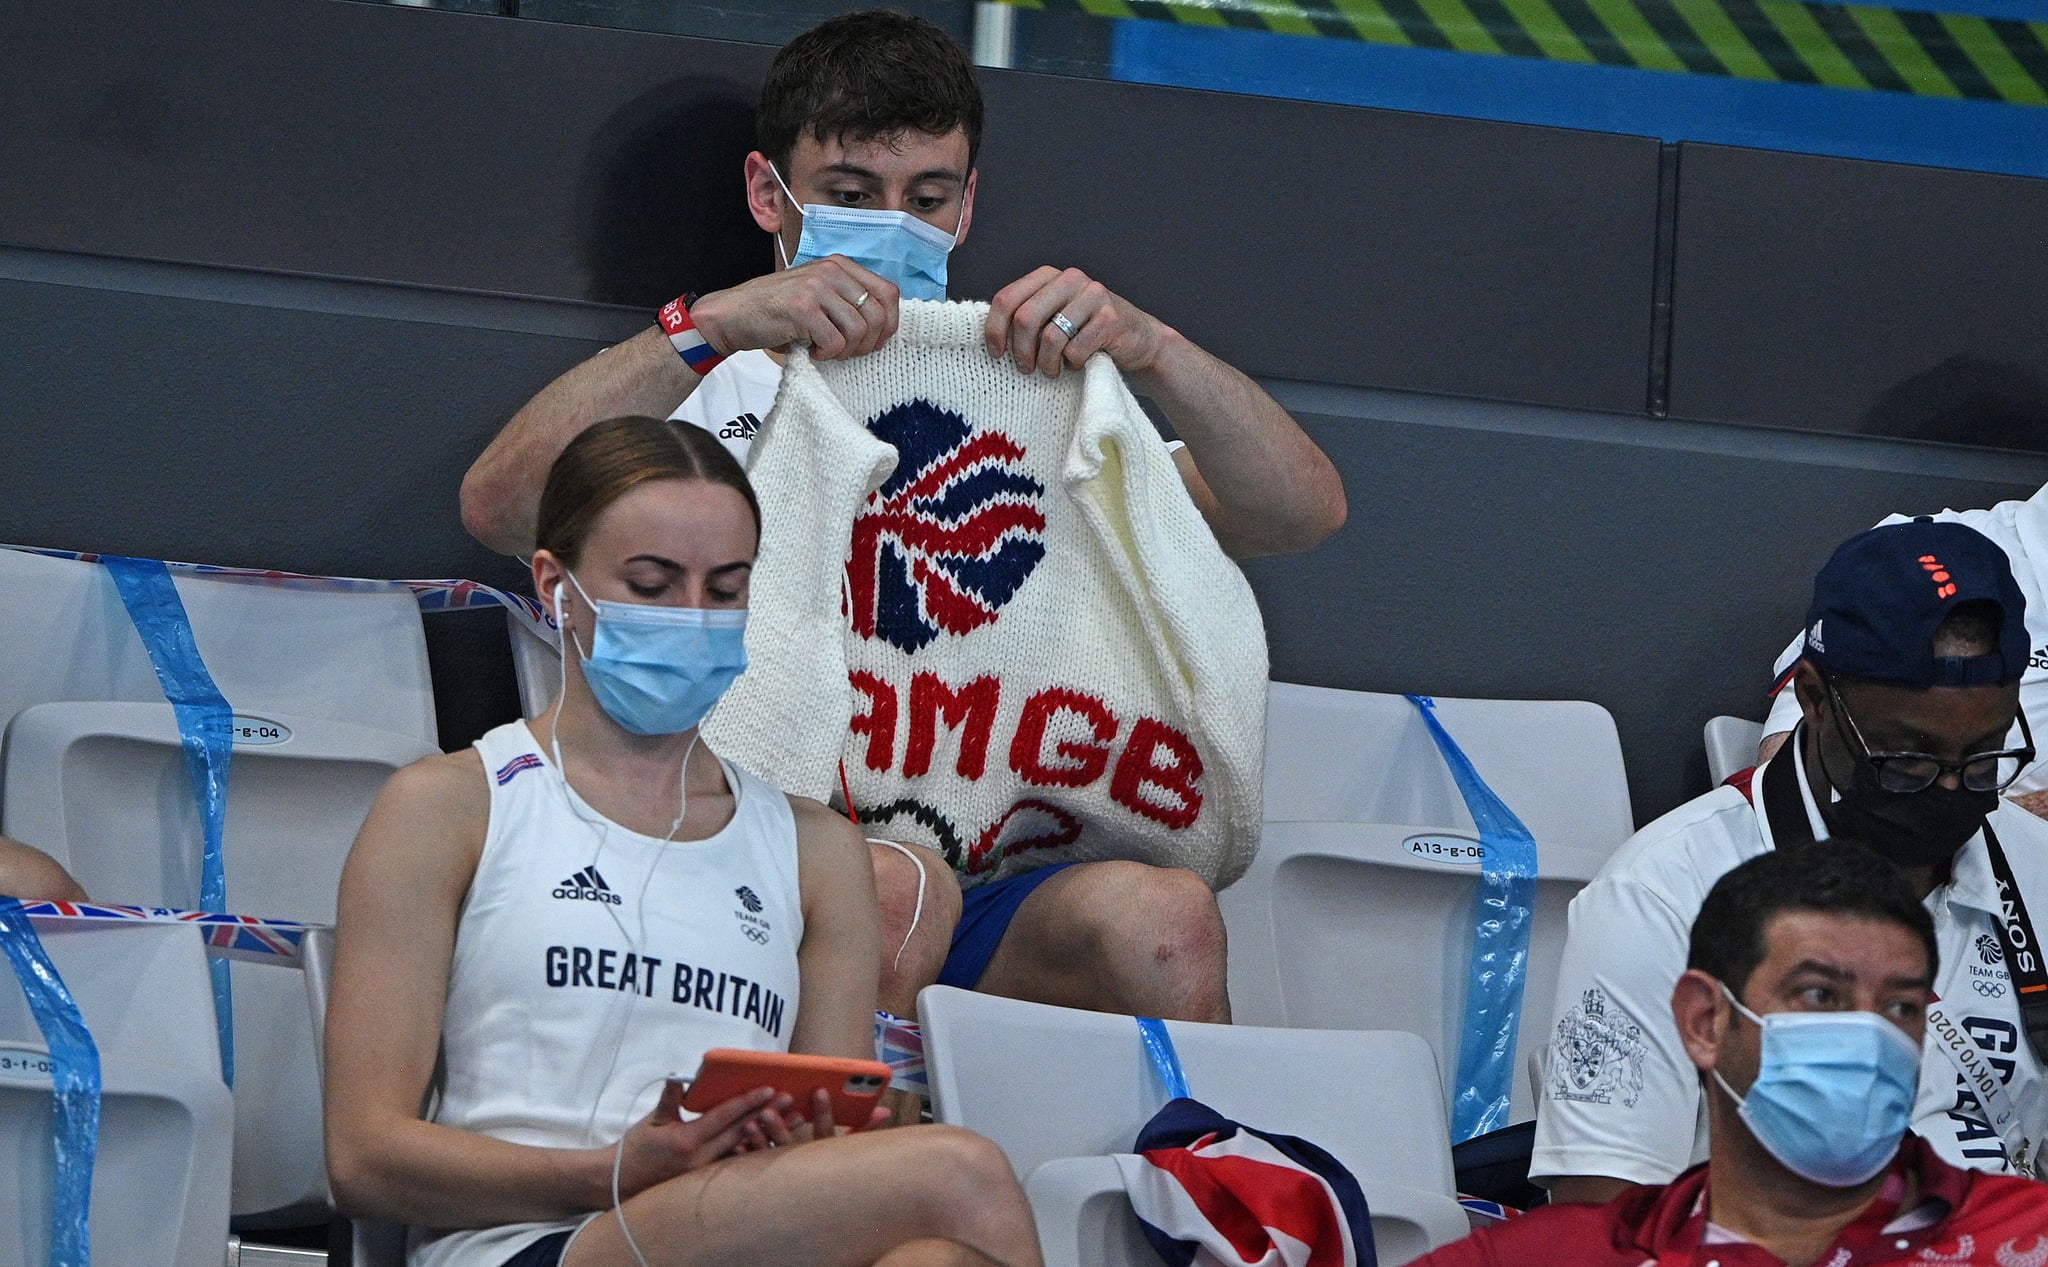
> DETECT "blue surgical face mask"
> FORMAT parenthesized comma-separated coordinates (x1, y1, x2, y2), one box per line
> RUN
(559, 572, 748, 736)
(771, 163, 962, 301)
(1711, 984, 1921, 1188)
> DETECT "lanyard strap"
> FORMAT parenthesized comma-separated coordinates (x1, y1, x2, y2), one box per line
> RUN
(1404, 694, 1539, 1142)
(100, 555, 237, 1083)
(1138, 1017, 1190, 1101)
(1924, 998, 2042, 1178)
(1982, 826, 2048, 1064)
(1756, 738, 1819, 848)
(0, 898, 101, 1267)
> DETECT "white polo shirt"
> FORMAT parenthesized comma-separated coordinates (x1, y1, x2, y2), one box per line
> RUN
(1529, 733, 2048, 1186)
(1761, 490, 2048, 795)
(671, 349, 784, 467)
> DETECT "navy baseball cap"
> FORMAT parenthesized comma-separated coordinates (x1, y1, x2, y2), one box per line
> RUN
(1801, 518, 2028, 688)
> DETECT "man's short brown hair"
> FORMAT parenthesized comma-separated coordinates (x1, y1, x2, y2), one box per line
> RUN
(757, 10, 984, 172)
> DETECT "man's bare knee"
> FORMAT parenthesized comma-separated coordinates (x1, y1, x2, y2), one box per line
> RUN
(871, 840, 962, 964)
(871, 839, 962, 1014)
(1070, 862, 1229, 1022)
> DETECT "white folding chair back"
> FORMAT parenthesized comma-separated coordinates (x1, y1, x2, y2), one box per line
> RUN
(0, 548, 439, 1222)
(1704, 715, 1766, 787)
(1259, 682, 1630, 846)
(3, 707, 434, 1223)
(0, 918, 232, 1267)
(301, 927, 409, 1267)
(507, 609, 560, 720)
(919, 985, 1470, 1267)
(1224, 682, 1634, 1122)
(0, 548, 436, 746)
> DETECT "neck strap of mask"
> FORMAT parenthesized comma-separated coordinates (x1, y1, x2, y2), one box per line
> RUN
(1928, 826, 2048, 1177)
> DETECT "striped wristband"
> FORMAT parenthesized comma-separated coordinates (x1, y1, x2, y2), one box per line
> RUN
(657, 293, 726, 375)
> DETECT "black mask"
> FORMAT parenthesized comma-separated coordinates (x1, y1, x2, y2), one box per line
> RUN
(1827, 756, 1997, 869)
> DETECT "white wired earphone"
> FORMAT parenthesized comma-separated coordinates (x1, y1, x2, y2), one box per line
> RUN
(550, 578, 701, 1267)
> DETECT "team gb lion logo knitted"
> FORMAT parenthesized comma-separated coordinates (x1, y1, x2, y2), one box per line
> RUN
(702, 300, 1267, 889)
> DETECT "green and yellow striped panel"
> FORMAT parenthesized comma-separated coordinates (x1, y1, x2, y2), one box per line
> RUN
(1000, 0, 2048, 104)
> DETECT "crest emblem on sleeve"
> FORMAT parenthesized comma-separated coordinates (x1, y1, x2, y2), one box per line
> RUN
(1551, 988, 1647, 1108)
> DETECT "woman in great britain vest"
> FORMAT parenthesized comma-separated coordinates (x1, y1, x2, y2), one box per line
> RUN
(324, 417, 1041, 1267)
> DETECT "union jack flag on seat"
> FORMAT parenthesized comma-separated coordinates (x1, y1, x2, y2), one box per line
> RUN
(1116, 1097, 1375, 1267)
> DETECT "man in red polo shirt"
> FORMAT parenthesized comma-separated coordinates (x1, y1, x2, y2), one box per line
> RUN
(1418, 841, 2048, 1266)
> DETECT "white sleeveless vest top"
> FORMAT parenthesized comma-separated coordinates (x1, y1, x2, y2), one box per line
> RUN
(412, 720, 803, 1267)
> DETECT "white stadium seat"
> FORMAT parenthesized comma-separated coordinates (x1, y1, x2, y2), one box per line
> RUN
(1704, 714, 1766, 787)
(0, 549, 436, 746)
(0, 917, 233, 1267)
(918, 985, 1470, 1267)
(507, 607, 560, 720)
(1222, 682, 1634, 1122)
(301, 927, 406, 1267)
(0, 547, 439, 1223)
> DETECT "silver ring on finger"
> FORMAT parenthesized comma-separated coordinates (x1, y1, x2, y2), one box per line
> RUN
(1050, 311, 1078, 340)
(854, 289, 870, 309)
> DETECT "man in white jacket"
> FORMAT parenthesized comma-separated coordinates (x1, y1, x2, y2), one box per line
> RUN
(460, 11, 1346, 1028)
(1757, 489, 2048, 818)
(1534, 519, 2048, 1205)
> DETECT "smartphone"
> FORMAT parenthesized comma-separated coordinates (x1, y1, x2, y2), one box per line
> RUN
(679, 1048, 892, 1130)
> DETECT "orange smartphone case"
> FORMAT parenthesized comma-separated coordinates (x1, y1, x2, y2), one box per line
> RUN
(679, 1048, 892, 1128)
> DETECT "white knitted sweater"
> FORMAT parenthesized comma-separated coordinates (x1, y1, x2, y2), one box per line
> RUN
(703, 300, 1267, 890)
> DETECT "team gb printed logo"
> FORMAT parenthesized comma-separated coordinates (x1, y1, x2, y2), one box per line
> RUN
(848, 400, 1047, 654)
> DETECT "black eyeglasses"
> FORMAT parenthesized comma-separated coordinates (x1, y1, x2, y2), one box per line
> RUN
(1824, 677, 2036, 795)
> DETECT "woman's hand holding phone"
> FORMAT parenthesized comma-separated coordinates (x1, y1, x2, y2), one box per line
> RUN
(738, 1086, 893, 1152)
(610, 1079, 788, 1198)
(685, 1049, 894, 1151)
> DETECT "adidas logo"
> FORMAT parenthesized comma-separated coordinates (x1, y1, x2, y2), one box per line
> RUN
(719, 412, 762, 441)
(552, 866, 622, 905)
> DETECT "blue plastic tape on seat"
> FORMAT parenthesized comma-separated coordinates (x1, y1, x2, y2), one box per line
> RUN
(0, 897, 102, 1267)
(1404, 695, 1538, 1143)
(101, 556, 236, 1083)
(1138, 1016, 1190, 1101)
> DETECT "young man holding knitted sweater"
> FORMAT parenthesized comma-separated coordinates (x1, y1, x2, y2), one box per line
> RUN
(461, 11, 1345, 1030)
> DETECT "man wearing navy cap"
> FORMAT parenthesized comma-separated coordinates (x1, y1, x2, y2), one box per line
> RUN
(1533, 519, 2048, 1205)
(1758, 497, 2048, 822)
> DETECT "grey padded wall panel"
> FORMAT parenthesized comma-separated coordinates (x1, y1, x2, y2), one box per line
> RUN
(0, 0, 1662, 414)
(0, 1, 775, 307)
(1667, 143, 2048, 448)
(0, 279, 590, 583)
(954, 76, 1664, 413)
